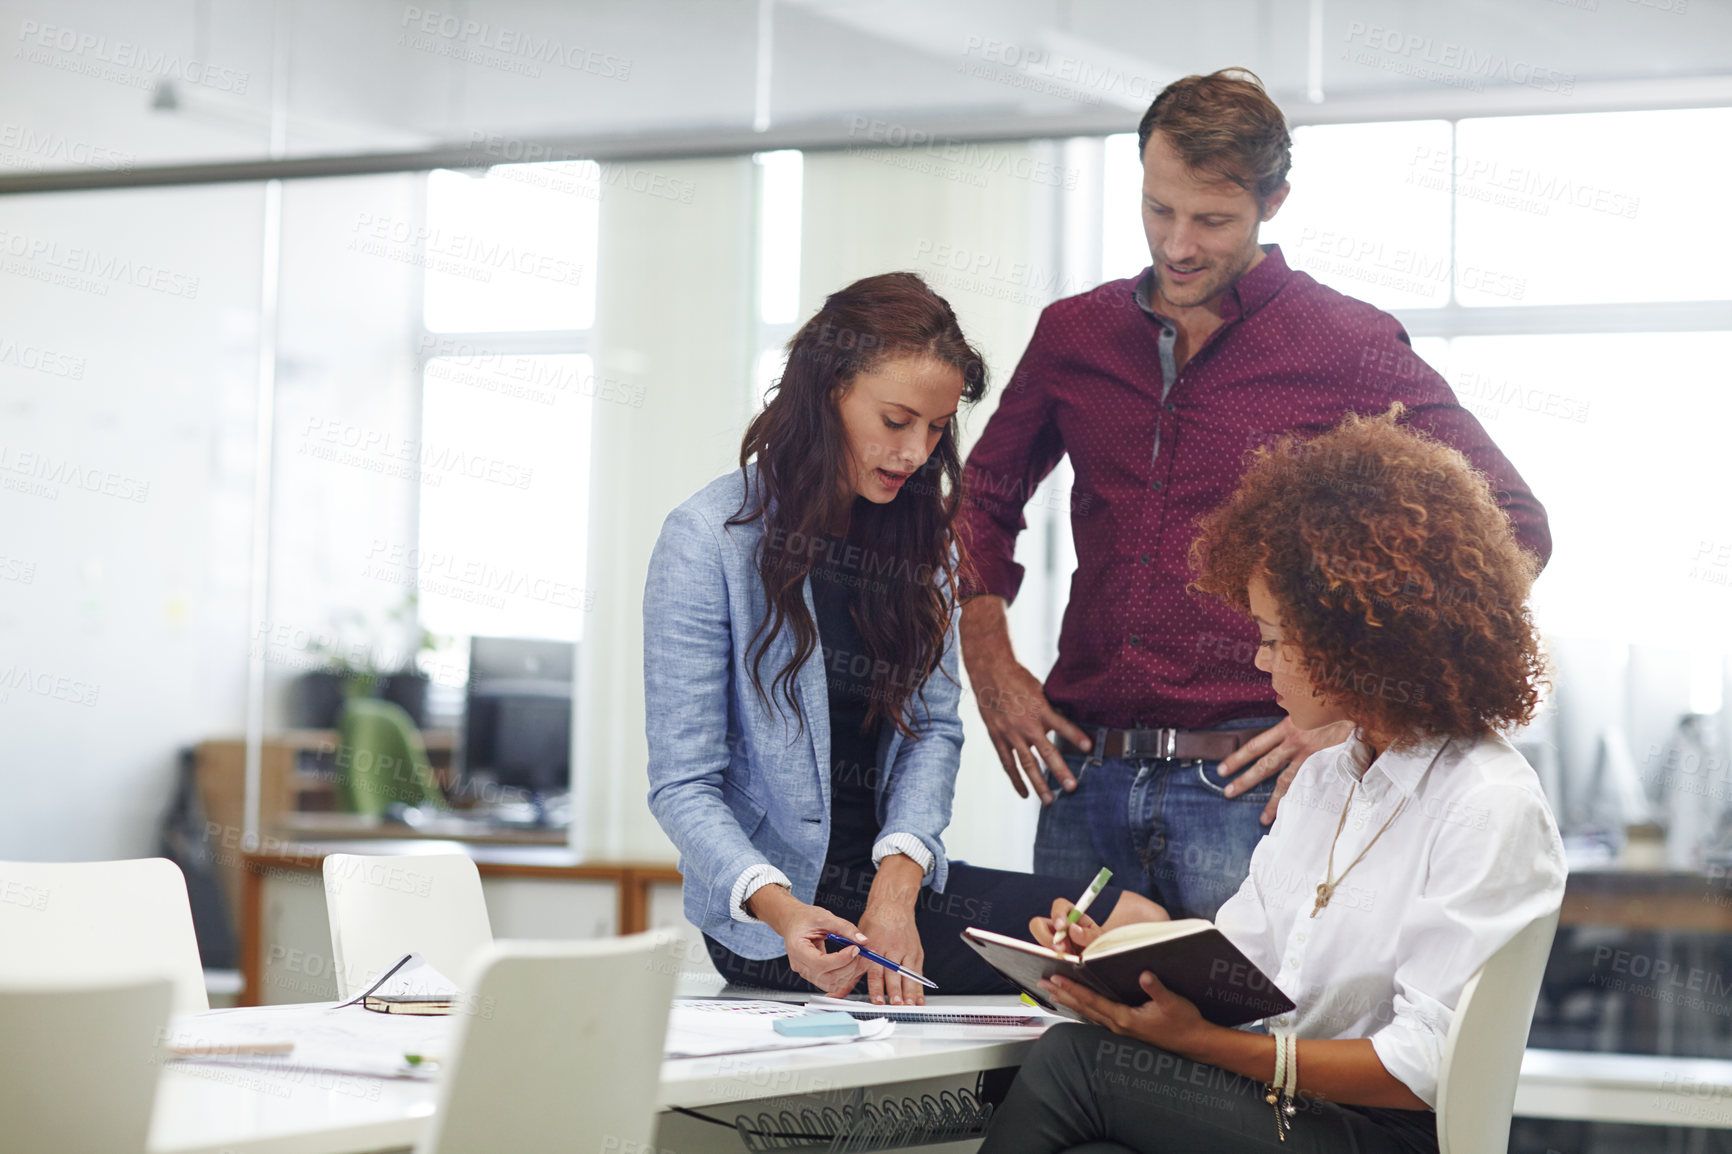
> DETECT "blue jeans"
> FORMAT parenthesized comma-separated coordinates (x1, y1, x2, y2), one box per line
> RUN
(1033, 718, 1284, 921)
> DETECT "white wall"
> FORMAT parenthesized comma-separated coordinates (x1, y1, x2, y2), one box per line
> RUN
(0, 182, 262, 859)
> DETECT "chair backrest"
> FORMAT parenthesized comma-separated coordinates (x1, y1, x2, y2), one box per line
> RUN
(0, 857, 209, 1014)
(1435, 906, 1561, 1154)
(322, 852, 494, 999)
(0, 976, 173, 1154)
(335, 696, 441, 815)
(416, 933, 679, 1154)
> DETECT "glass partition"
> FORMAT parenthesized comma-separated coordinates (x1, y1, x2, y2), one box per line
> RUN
(8, 76, 1732, 1150)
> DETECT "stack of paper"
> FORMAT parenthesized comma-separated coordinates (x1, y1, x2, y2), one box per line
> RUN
(165, 1001, 454, 1081)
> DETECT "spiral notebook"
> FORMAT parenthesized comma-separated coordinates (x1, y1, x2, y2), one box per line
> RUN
(803, 995, 1059, 1027)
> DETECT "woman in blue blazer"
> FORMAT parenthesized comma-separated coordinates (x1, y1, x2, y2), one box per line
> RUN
(645, 272, 1124, 1005)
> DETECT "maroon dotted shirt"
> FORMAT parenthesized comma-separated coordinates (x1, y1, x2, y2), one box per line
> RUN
(957, 245, 1551, 731)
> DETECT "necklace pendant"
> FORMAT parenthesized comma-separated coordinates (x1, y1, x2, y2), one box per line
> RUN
(1310, 882, 1332, 918)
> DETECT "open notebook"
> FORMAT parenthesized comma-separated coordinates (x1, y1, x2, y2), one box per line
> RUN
(960, 920, 1293, 1028)
(343, 953, 463, 1015)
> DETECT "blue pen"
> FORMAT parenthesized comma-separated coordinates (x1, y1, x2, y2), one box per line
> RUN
(824, 932, 940, 989)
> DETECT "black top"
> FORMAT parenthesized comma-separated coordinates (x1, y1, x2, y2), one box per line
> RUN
(810, 531, 883, 867)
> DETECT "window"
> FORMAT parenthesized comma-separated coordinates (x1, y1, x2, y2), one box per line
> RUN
(1092, 110, 1732, 807)
(753, 150, 803, 405)
(416, 162, 601, 732)
(756, 150, 803, 325)
(423, 162, 600, 332)
(1438, 331, 1732, 651)
(417, 353, 595, 642)
(1455, 109, 1732, 306)
(1260, 121, 1454, 310)
(1101, 132, 1144, 283)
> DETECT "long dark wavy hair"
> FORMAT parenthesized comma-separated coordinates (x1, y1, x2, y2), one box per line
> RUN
(729, 272, 988, 739)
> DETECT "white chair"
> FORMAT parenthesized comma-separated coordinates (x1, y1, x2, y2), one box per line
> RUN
(416, 932, 680, 1154)
(0, 976, 174, 1154)
(322, 852, 494, 999)
(1435, 906, 1561, 1154)
(0, 857, 208, 1013)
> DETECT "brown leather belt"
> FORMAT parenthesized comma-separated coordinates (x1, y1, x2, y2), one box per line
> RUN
(1056, 726, 1270, 762)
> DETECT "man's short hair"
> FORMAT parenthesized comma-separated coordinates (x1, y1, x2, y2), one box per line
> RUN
(1137, 68, 1292, 204)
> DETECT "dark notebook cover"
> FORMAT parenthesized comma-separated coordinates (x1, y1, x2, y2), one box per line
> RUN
(960, 925, 1294, 1029)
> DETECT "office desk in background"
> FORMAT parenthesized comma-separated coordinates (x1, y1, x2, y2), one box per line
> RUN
(239, 842, 686, 1006)
(196, 732, 568, 943)
(1562, 867, 1732, 931)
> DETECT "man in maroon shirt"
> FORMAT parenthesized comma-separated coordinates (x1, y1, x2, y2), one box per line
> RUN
(957, 69, 1550, 919)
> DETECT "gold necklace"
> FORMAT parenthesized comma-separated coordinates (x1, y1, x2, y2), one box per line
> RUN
(1311, 783, 1407, 918)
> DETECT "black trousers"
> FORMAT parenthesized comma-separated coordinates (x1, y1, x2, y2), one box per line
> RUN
(705, 859, 1124, 995)
(978, 1023, 1439, 1154)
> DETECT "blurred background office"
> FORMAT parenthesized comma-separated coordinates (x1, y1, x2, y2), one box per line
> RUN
(1, 1, 1729, 1145)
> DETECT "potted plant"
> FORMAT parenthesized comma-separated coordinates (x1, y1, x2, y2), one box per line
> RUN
(290, 596, 442, 729)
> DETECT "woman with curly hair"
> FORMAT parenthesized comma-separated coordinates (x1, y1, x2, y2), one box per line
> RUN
(645, 272, 1126, 1006)
(977, 407, 1565, 1153)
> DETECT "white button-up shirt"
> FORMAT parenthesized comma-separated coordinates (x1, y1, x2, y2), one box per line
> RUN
(1215, 731, 1566, 1108)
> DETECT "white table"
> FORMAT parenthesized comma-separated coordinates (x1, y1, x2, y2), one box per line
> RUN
(1515, 1048, 1732, 1130)
(148, 995, 1043, 1154)
(148, 1007, 1732, 1151)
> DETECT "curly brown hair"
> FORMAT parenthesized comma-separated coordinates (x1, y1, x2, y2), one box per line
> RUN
(1189, 407, 1545, 744)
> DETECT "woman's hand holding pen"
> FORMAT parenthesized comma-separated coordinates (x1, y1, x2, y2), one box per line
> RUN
(858, 854, 927, 1006)
(748, 886, 869, 997)
(1031, 891, 1171, 955)
(1031, 897, 1103, 956)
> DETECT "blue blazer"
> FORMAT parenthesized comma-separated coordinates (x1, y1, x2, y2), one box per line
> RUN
(643, 464, 964, 959)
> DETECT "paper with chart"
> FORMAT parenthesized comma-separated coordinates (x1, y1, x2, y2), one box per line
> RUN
(802, 994, 1061, 1037)
(664, 998, 894, 1058)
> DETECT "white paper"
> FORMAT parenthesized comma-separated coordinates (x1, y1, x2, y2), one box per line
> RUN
(167, 996, 895, 1080)
(348, 952, 462, 1003)
(166, 1000, 454, 1081)
(803, 995, 1061, 1024)
(664, 998, 893, 1058)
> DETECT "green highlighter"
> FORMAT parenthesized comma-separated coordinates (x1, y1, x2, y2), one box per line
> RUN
(1056, 867, 1114, 951)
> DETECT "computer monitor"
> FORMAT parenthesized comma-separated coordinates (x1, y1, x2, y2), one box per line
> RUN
(462, 636, 576, 803)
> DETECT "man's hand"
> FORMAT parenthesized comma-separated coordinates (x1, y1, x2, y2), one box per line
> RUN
(858, 855, 927, 1005)
(748, 886, 869, 997)
(1215, 717, 1356, 825)
(1039, 970, 1216, 1058)
(960, 595, 1092, 805)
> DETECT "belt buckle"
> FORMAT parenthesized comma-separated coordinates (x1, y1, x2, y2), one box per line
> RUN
(1128, 727, 1178, 759)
